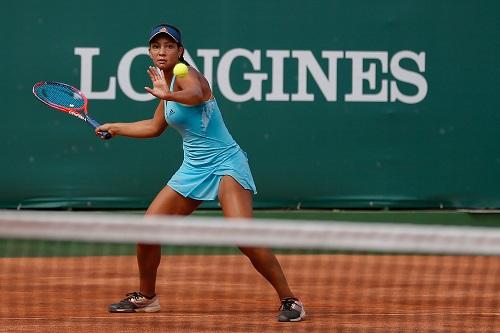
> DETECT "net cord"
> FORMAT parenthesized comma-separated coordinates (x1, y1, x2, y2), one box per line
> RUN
(1, 210, 500, 255)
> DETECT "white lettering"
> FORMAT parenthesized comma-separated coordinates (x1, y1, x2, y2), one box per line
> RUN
(265, 50, 290, 101)
(117, 47, 154, 102)
(345, 51, 388, 102)
(390, 51, 427, 104)
(197, 49, 219, 89)
(74, 47, 428, 105)
(74, 48, 116, 99)
(217, 49, 268, 102)
(69, 110, 85, 120)
(291, 51, 343, 102)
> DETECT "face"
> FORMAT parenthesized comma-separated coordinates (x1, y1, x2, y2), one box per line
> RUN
(149, 35, 183, 71)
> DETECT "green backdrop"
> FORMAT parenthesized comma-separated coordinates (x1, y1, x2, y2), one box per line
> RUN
(1, 0, 499, 209)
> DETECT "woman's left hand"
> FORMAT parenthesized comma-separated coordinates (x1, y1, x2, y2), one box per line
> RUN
(145, 66, 170, 100)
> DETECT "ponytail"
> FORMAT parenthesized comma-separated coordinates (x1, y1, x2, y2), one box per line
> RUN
(178, 47, 190, 67)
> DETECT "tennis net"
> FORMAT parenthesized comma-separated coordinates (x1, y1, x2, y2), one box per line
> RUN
(0, 210, 499, 333)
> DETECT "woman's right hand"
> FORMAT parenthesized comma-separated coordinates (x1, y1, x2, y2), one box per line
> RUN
(95, 123, 116, 138)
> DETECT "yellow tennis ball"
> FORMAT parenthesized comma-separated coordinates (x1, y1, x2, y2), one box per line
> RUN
(173, 63, 189, 78)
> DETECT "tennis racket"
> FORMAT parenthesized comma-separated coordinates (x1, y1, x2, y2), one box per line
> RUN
(32, 81, 112, 139)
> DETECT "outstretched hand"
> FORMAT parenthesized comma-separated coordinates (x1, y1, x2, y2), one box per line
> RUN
(145, 66, 170, 100)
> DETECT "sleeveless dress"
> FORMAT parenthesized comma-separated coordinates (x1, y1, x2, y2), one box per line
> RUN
(164, 76, 257, 200)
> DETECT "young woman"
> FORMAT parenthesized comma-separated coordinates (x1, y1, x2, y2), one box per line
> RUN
(97, 23, 305, 322)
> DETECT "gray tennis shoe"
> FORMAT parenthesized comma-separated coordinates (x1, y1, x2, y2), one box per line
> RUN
(108, 292, 160, 313)
(278, 297, 306, 322)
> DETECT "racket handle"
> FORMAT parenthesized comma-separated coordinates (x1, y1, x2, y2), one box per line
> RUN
(86, 115, 112, 140)
(98, 131, 112, 140)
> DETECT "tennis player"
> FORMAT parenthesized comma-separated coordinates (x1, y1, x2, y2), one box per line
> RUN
(96, 23, 305, 322)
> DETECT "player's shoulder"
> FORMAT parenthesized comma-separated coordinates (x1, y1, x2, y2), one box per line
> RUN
(179, 66, 209, 88)
(187, 66, 202, 79)
(177, 65, 197, 82)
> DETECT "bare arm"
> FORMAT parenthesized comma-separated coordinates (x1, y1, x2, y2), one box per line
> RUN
(95, 101, 167, 138)
(145, 66, 205, 105)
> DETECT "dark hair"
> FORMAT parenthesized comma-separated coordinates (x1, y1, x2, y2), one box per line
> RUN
(168, 25, 190, 66)
(178, 49, 189, 67)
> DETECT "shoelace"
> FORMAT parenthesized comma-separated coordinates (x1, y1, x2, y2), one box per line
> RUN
(123, 292, 143, 302)
(280, 298, 298, 311)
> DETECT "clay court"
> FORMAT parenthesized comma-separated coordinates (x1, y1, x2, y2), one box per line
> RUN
(1, 253, 499, 332)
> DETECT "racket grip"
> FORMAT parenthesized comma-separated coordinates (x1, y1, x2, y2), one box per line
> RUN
(98, 131, 112, 140)
(86, 116, 112, 140)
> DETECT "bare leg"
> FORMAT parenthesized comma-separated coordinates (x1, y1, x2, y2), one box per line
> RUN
(138, 186, 202, 297)
(218, 176, 295, 300)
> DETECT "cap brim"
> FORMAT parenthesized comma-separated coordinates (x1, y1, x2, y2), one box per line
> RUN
(149, 31, 179, 43)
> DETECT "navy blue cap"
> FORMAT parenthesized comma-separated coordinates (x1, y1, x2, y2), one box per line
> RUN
(148, 24, 182, 44)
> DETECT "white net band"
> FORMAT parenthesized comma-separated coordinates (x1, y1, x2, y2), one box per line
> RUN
(1, 210, 499, 255)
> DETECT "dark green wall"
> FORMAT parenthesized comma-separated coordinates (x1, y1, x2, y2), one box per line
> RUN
(2, 1, 499, 209)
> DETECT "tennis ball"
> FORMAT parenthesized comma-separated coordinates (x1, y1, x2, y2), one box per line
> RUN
(173, 63, 189, 78)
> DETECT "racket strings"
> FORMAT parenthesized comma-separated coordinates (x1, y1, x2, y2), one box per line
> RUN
(34, 83, 85, 110)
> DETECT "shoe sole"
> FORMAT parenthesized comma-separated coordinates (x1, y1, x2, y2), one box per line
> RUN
(135, 305, 161, 313)
(109, 305, 161, 313)
(279, 309, 306, 322)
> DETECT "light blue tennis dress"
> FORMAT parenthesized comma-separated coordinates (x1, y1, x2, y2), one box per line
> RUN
(164, 76, 257, 200)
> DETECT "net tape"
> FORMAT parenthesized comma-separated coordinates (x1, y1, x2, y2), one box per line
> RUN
(1, 210, 500, 255)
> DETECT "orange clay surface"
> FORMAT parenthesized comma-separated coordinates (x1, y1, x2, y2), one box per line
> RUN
(1, 254, 499, 333)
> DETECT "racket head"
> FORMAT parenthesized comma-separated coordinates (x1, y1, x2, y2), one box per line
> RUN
(33, 81, 88, 113)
